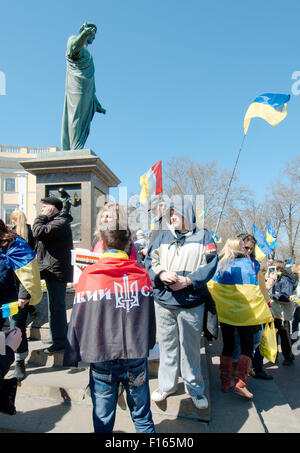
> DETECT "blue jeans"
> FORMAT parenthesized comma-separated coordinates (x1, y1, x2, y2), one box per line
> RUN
(89, 358, 155, 433)
(46, 279, 67, 348)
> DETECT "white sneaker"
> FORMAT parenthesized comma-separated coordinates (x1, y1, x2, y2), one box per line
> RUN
(191, 395, 208, 410)
(151, 387, 177, 402)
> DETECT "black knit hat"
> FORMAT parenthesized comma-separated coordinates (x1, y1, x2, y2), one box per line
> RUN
(41, 196, 63, 211)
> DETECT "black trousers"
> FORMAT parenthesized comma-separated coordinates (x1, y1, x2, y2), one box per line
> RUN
(220, 323, 257, 359)
(274, 319, 292, 360)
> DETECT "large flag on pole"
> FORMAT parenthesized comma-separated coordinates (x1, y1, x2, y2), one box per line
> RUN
(139, 160, 163, 204)
(244, 93, 290, 135)
(253, 224, 274, 262)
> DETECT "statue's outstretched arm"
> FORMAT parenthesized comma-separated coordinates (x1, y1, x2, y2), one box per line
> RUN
(69, 25, 96, 58)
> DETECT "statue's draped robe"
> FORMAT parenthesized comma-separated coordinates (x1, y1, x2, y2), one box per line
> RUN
(61, 36, 99, 150)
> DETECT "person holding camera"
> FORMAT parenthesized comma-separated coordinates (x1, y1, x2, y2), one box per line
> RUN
(270, 260, 297, 365)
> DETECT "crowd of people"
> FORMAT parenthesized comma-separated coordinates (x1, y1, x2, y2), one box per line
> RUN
(0, 194, 299, 433)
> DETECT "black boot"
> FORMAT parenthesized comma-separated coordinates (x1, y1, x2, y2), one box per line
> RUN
(13, 360, 26, 381)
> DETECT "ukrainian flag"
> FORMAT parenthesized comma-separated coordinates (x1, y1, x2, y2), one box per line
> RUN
(244, 93, 290, 135)
(209, 231, 222, 244)
(266, 223, 278, 249)
(1, 302, 19, 318)
(0, 237, 42, 307)
(253, 224, 273, 262)
(207, 258, 273, 326)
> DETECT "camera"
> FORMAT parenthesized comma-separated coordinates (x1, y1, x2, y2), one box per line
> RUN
(267, 266, 277, 274)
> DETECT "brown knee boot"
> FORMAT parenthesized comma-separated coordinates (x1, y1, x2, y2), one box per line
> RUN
(234, 355, 253, 399)
(220, 356, 234, 392)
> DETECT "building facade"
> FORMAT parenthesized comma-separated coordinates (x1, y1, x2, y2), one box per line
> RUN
(0, 146, 59, 225)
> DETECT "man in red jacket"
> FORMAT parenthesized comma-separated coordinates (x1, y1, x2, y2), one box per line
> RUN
(64, 212, 156, 433)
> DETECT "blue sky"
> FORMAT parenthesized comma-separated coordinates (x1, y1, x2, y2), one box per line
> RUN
(1, 0, 299, 203)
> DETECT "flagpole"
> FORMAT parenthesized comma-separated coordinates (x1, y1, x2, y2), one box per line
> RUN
(214, 133, 247, 235)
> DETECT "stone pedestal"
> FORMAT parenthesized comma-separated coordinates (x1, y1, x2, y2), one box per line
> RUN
(20, 149, 120, 249)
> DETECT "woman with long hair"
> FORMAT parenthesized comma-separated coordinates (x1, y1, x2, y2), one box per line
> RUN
(9, 210, 35, 250)
(91, 202, 138, 260)
(0, 218, 41, 381)
(208, 237, 273, 399)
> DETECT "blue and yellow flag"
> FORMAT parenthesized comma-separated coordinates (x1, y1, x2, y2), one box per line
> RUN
(209, 231, 222, 244)
(244, 93, 290, 135)
(266, 223, 278, 249)
(1, 302, 19, 318)
(253, 224, 273, 262)
(207, 258, 273, 326)
(0, 237, 42, 307)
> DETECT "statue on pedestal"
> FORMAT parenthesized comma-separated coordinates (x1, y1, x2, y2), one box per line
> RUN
(61, 22, 106, 151)
(58, 187, 80, 215)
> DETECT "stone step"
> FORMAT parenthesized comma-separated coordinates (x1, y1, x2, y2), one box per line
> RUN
(26, 339, 160, 376)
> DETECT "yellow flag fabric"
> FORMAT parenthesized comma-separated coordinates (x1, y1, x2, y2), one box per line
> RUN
(244, 102, 288, 135)
(254, 243, 267, 262)
(14, 258, 43, 306)
(207, 257, 273, 326)
(207, 280, 273, 326)
(139, 173, 151, 204)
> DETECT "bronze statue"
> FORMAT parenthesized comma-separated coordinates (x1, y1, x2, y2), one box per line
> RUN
(58, 187, 80, 215)
(61, 23, 106, 150)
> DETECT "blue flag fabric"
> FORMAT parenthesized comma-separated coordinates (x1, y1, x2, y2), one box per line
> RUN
(0, 237, 36, 270)
(253, 224, 273, 257)
(266, 223, 278, 249)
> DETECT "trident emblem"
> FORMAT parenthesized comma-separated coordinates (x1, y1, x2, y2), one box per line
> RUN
(114, 274, 139, 312)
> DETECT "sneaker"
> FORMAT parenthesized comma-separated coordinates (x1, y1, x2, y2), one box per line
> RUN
(44, 345, 65, 354)
(151, 387, 177, 402)
(282, 359, 294, 366)
(13, 360, 26, 382)
(191, 395, 208, 410)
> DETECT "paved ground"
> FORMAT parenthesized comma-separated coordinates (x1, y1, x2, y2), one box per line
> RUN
(1, 306, 300, 434)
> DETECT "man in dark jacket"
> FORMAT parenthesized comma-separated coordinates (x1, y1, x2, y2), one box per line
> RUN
(32, 196, 73, 353)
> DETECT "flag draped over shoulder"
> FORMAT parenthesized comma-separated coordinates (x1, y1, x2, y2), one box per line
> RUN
(0, 237, 42, 307)
(207, 258, 273, 326)
(253, 224, 273, 262)
(244, 93, 290, 135)
(139, 160, 162, 204)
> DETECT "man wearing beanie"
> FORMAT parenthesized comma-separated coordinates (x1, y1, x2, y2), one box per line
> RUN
(32, 196, 73, 353)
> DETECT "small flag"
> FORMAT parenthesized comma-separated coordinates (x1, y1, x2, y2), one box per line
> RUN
(198, 209, 206, 221)
(1, 302, 19, 318)
(244, 93, 290, 135)
(150, 216, 157, 231)
(253, 224, 273, 262)
(209, 231, 222, 244)
(139, 160, 163, 204)
(266, 223, 278, 249)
